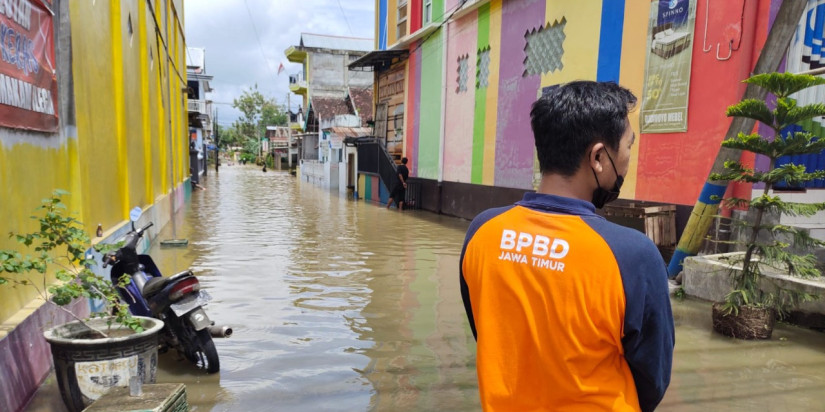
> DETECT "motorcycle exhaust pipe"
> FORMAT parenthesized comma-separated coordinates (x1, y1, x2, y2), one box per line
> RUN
(209, 325, 233, 338)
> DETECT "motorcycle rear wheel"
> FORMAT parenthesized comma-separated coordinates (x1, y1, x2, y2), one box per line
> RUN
(189, 329, 220, 373)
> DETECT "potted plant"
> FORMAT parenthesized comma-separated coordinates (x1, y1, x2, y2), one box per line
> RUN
(709, 72, 825, 339)
(0, 190, 164, 412)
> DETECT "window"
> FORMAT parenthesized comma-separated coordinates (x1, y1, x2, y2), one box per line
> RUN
(393, 104, 405, 131)
(524, 17, 567, 77)
(456, 54, 469, 93)
(423, 0, 433, 24)
(397, 1, 408, 39)
(476, 47, 490, 89)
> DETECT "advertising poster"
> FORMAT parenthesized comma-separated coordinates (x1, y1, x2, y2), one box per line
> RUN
(641, 0, 697, 133)
(0, 0, 59, 133)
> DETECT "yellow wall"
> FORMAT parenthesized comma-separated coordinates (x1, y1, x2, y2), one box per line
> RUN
(0, 0, 189, 323)
(388, 0, 398, 46)
(539, 0, 601, 87)
(617, 0, 648, 199)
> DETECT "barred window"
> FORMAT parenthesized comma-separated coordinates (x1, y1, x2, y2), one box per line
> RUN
(524, 17, 567, 77)
(477, 47, 490, 89)
(457, 54, 469, 93)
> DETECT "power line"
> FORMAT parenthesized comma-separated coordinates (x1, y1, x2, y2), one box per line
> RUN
(336, 0, 354, 36)
(145, 0, 186, 87)
(244, 0, 278, 78)
(409, 0, 468, 58)
(169, 1, 196, 77)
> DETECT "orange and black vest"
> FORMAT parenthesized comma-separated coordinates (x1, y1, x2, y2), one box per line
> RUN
(460, 193, 674, 412)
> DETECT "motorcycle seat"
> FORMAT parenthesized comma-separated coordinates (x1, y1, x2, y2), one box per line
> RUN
(142, 270, 194, 297)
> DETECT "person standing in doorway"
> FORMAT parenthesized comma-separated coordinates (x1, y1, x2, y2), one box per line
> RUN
(460, 81, 674, 412)
(387, 157, 410, 210)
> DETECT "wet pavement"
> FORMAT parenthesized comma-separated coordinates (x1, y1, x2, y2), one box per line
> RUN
(24, 165, 825, 411)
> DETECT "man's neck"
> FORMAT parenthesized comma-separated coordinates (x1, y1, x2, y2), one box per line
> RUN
(536, 173, 593, 202)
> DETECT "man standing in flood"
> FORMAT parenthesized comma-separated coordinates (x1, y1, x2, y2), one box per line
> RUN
(387, 157, 410, 210)
(460, 81, 674, 412)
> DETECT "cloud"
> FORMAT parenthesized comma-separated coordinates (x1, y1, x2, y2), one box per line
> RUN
(184, 0, 375, 125)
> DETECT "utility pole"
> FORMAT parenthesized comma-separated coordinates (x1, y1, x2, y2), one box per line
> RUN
(215, 108, 219, 173)
(667, 0, 808, 277)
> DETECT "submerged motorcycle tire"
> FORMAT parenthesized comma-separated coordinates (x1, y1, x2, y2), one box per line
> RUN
(195, 328, 220, 374)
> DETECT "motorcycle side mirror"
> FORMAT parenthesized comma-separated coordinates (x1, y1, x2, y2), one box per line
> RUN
(129, 207, 142, 231)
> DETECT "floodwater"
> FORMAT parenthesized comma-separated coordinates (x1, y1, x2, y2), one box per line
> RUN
(25, 165, 825, 411)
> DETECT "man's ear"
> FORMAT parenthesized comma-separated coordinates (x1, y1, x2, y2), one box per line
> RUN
(589, 142, 605, 173)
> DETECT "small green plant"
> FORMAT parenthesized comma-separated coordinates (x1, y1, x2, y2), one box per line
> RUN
(0, 190, 142, 336)
(674, 287, 686, 300)
(711, 72, 825, 317)
(239, 152, 256, 164)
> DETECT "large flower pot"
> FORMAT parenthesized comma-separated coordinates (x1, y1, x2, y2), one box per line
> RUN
(43, 316, 164, 412)
(712, 302, 776, 340)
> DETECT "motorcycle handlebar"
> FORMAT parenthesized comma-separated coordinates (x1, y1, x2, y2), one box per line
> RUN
(122, 222, 155, 251)
(136, 222, 154, 235)
(101, 221, 154, 269)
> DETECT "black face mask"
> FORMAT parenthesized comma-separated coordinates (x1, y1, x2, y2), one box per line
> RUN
(591, 149, 624, 209)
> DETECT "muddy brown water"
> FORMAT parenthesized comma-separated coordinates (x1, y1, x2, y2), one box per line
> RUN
(24, 166, 825, 411)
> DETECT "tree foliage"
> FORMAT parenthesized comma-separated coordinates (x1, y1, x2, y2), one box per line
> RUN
(0, 191, 142, 336)
(715, 73, 825, 317)
(225, 85, 288, 155)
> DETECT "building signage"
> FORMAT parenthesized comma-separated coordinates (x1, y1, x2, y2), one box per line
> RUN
(0, 0, 58, 133)
(329, 132, 343, 149)
(641, 0, 696, 133)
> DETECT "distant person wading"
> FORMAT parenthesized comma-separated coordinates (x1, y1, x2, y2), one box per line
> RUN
(387, 157, 409, 211)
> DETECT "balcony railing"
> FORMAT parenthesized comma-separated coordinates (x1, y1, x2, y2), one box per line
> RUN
(188, 99, 206, 114)
(289, 72, 305, 85)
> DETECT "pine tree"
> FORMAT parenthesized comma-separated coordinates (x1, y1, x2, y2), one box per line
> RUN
(712, 73, 825, 319)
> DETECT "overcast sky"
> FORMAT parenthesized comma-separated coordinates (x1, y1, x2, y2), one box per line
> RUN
(184, 0, 375, 126)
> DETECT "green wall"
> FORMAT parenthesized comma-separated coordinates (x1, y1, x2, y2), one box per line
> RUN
(416, 30, 443, 180)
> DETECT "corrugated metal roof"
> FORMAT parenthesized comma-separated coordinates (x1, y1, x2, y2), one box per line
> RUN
(328, 126, 373, 137)
(300, 33, 373, 52)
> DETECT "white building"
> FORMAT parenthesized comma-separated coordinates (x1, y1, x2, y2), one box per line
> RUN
(285, 34, 374, 194)
(186, 47, 214, 182)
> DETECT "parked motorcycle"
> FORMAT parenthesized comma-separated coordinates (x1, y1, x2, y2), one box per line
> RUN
(102, 208, 231, 374)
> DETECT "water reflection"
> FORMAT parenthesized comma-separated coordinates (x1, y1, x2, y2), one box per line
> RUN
(145, 166, 480, 411)
(23, 165, 825, 412)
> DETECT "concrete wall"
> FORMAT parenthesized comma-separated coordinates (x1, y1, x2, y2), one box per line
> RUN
(684, 253, 825, 327)
(0, 1, 189, 410)
(308, 51, 372, 95)
(761, 189, 825, 241)
(301, 160, 327, 187)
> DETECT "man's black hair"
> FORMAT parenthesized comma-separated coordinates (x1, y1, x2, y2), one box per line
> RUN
(401, 157, 408, 164)
(530, 81, 637, 176)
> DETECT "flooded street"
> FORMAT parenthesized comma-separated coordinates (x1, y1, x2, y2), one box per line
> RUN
(26, 165, 825, 411)
(149, 165, 479, 411)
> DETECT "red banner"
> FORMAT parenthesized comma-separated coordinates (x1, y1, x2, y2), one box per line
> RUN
(0, 0, 58, 133)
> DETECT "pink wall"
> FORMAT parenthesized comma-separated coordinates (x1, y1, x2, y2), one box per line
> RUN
(443, 13, 478, 183)
(0, 299, 89, 412)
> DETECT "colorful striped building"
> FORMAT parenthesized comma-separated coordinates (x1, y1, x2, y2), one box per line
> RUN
(355, 0, 825, 239)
